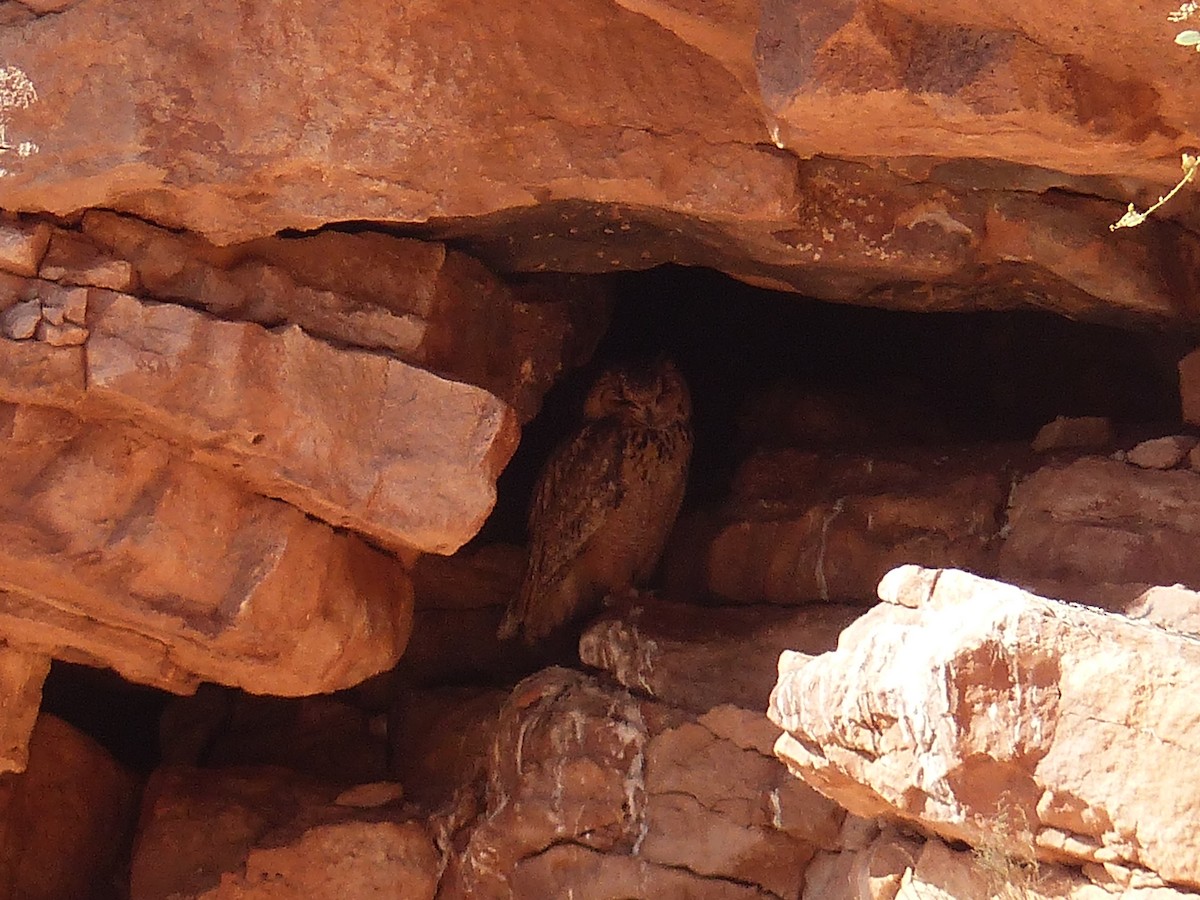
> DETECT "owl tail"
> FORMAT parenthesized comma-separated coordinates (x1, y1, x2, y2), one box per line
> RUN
(496, 567, 534, 642)
(496, 600, 522, 641)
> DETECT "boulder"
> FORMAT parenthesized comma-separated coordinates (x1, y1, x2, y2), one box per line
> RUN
(770, 565, 1200, 891)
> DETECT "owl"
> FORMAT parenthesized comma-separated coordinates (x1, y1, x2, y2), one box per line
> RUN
(498, 358, 693, 644)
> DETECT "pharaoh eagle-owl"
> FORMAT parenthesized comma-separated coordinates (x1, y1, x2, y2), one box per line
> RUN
(498, 358, 693, 644)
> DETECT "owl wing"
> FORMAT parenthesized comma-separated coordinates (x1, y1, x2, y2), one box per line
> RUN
(497, 419, 628, 642)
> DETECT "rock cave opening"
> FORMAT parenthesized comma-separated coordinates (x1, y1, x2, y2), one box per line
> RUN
(480, 262, 1188, 548)
(40, 260, 1191, 785)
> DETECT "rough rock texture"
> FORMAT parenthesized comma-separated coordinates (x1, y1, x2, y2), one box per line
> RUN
(3, 1, 1199, 324)
(1000, 456, 1200, 605)
(0, 277, 520, 555)
(1126, 434, 1199, 469)
(580, 596, 863, 713)
(1181, 347, 1200, 426)
(84, 288, 516, 555)
(0, 646, 49, 774)
(770, 565, 1200, 891)
(77, 212, 610, 423)
(0, 404, 413, 695)
(441, 667, 840, 899)
(1030, 415, 1113, 453)
(676, 447, 1013, 604)
(129, 766, 435, 900)
(805, 829, 1195, 900)
(397, 543, 545, 685)
(0, 713, 139, 900)
(388, 686, 507, 808)
(0, 209, 612, 696)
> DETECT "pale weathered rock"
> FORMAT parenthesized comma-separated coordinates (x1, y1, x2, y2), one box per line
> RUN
(688, 448, 1009, 604)
(37, 280, 87, 324)
(1126, 435, 1198, 470)
(0, 404, 413, 695)
(580, 596, 862, 713)
(81, 289, 519, 555)
(334, 782, 405, 808)
(0, 646, 49, 774)
(443, 667, 829, 898)
(0, 220, 51, 278)
(129, 766, 436, 900)
(770, 565, 1200, 890)
(1124, 584, 1200, 636)
(804, 830, 1193, 900)
(1000, 457, 1200, 597)
(0, 298, 39, 339)
(0, 714, 138, 900)
(35, 319, 87, 346)
(1030, 415, 1113, 453)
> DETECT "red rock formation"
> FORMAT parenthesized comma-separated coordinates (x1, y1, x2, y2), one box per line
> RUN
(0, 714, 138, 900)
(770, 565, 1200, 892)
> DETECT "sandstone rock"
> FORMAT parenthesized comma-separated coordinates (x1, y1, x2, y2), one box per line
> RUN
(0, 404, 412, 695)
(444, 667, 830, 898)
(805, 830, 1192, 900)
(38, 228, 137, 291)
(640, 710, 838, 896)
(388, 686, 506, 808)
(1030, 415, 1113, 453)
(0, 713, 138, 900)
(2, 3, 1194, 326)
(37, 280, 87, 324)
(0, 220, 51, 277)
(129, 766, 436, 900)
(334, 782, 405, 809)
(196, 820, 438, 899)
(1125, 435, 1198, 470)
(501, 845, 778, 899)
(81, 211, 609, 422)
(1000, 457, 1200, 596)
(81, 289, 519, 554)
(398, 544, 544, 684)
(690, 448, 1009, 604)
(0, 647, 49, 774)
(1182, 347, 1200, 427)
(161, 691, 388, 784)
(580, 596, 862, 713)
(1124, 584, 1200, 636)
(0, 298, 39, 339)
(35, 319, 87, 346)
(770, 565, 1200, 890)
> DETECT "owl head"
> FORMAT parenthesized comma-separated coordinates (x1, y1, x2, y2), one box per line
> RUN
(583, 358, 691, 428)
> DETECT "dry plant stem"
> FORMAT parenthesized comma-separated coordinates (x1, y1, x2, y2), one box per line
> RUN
(1110, 154, 1200, 230)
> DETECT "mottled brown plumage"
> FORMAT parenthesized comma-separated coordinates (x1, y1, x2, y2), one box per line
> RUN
(498, 359, 693, 644)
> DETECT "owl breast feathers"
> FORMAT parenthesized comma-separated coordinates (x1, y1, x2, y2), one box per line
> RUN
(498, 359, 693, 644)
